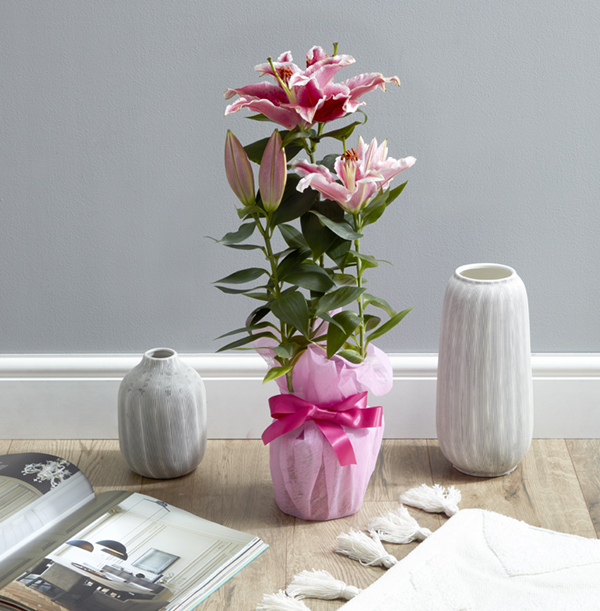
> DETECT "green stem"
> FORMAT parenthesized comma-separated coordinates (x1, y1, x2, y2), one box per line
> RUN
(255, 213, 294, 392)
(353, 215, 366, 358)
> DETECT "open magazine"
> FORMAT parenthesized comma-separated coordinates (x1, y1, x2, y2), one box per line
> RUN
(0, 453, 267, 611)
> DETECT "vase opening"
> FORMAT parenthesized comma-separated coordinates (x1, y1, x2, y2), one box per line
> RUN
(456, 263, 514, 282)
(146, 348, 177, 359)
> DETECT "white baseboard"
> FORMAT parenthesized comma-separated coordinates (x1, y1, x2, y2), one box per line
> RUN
(1, 353, 599, 439)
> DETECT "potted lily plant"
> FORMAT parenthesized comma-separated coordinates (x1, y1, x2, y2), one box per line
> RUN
(215, 44, 416, 520)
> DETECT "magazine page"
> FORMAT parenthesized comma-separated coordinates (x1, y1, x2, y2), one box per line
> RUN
(0, 491, 267, 611)
(0, 454, 95, 562)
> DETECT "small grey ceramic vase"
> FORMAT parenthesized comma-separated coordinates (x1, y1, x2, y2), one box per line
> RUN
(436, 264, 534, 477)
(118, 348, 207, 479)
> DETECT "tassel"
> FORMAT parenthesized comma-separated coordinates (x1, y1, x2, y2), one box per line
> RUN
(335, 529, 397, 569)
(286, 569, 362, 600)
(256, 590, 311, 611)
(368, 505, 432, 543)
(399, 483, 461, 517)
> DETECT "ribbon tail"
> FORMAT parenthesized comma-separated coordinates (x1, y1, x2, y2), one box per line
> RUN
(317, 421, 357, 466)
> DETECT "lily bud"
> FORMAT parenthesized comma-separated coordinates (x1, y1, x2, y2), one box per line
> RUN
(224, 130, 255, 206)
(259, 130, 287, 212)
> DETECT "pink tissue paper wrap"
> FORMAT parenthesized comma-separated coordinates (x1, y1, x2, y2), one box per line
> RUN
(258, 342, 393, 521)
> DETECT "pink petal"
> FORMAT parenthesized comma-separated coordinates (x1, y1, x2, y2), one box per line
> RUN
(291, 77, 325, 124)
(342, 72, 401, 101)
(376, 156, 416, 187)
(306, 46, 328, 67)
(299, 172, 352, 206)
(224, 82, 288, 104)
(311, 89, 351, 123)
(292, 159, 335, 181)
(277, 51, 294, 63)
(305, 54, 355, 87)
(226, 97, 304, 130)
(254, 51, 297, 77)
(346, 181, 378, 211)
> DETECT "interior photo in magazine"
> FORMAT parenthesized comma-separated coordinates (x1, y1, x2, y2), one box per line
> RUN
(0, 489, 263, 611)
(0, 453, 94, 561)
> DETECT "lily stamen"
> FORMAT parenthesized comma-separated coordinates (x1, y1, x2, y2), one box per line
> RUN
(342, 148, 359, 163)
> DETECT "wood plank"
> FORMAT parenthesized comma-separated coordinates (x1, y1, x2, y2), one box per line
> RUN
(0, 440, 12, 454)
(429, 438, 596, 537)
(366, 439, 435, 502)
(566, 439, 600, 538)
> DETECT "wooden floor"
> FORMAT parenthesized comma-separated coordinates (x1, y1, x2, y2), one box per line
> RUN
(3, 439, 599, 610)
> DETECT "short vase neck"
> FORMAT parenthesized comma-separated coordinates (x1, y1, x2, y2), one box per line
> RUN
(141, 347, 179, 370)
(455, 263, 516, 283)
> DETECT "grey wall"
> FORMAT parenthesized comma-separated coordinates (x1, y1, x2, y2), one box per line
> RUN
(1, 0, 599, 355)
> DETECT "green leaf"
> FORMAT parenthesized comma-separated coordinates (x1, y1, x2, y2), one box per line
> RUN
(272, 175, 319, 225)
(326, 237, 352, 268)
(347, 251, 379, 269)
(216, 321, 278, 340)
(237, 204, 264, 220)
(310, 211, 363, 240)
(271, 343, 295, 359)
(277, 249, 311, 280)
(386, 181, 408, 206)
(246, 307, 270, 327)
(363, 293, 397, 317)
(315, 286, 366, 317)
(332, 273, 357, 286)
(244, 133, 303, 164)
(326, 310, 362, 358)
(301, 200, 342, 259)
(338, 349, 364, 364)
(366, 307, 414, 343)
(361, 191, 388, 227)
(217, 331, 278, 352)
(318, 154, 338, 173)
(223, 243, 264, 251)
(214, 285, 267, 295)
(364, 314, 381, 332)
(283, 262, 335, 293)
(318, 120, 362, 142)
(278, 223, 309, 250)
(214, 222, 256, 245)
(317, 312, 345, 333)
(246, 113, 276, 122)
(270, 292, 311, 339)
(214, 267, 268, 285)
(263, 364, 294, 384)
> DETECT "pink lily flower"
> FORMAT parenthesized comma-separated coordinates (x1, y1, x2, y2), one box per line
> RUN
(259, 130, 287, 212)
(224, 46, 400, 130)
(293, 137, 416, 213)
(224, 130, 255, 206)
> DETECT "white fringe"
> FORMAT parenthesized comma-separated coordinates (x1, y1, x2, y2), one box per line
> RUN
(368, 505, 432, 543)
(286, 569, 361, 600)
(256, 590, 311, 610)
(335, 529, 397, 569)
(399, 484, 461, 517)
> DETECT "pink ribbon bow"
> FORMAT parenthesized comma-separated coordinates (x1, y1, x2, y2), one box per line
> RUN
(261, 391, 383, 466)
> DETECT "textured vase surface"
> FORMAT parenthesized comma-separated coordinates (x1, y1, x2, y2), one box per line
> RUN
(118, 348, 207, 479)
(436, 264, 533, 477)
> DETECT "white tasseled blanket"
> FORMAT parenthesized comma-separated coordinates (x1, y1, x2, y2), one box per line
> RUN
(342, 508, 600, 611)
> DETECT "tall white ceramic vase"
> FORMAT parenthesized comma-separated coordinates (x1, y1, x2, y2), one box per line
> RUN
(118, 348, 207, 479)
(436, 264, 533, 477)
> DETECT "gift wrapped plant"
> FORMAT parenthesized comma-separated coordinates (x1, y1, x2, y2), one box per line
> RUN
(214, 44, 416, 520)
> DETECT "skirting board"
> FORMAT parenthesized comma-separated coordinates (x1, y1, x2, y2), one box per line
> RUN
(0, 353, 599, 440)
